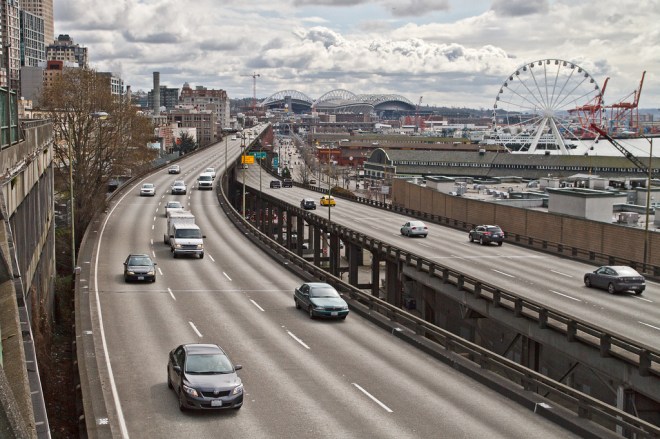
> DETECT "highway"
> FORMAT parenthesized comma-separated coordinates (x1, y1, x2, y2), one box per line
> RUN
(245, 162, 660, 352)
(88, 130, 580, 437)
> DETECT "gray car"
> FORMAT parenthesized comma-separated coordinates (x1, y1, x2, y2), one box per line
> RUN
(294, 282, 349, 319)
(400, 220, 428, 237)
(584, 266, 645, 295)
(123, 254, 157, 282)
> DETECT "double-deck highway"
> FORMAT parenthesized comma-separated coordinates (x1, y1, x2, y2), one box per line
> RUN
(245, 166, 660, 351)
(86, 131, 581, 437)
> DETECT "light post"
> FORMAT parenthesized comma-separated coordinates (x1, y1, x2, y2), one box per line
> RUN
(68, 140, 75, 274)
(241, 134, 247, 218)
(643, 134, 654, 271)
(224, 135, 228, 178)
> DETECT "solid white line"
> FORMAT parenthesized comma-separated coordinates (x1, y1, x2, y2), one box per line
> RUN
(550, 270, 573, 278)
(223, 272, 232, 281)
(352, 383, 393, 413)
(189, 321, 203, 338)
(250, 299, 265, 312)
(208, 255, 215, 262)
(287, 331, 310, 349)
(549, 290, 581, 302)
(168, 288, 176, 301)
(491, 269, 514, 278)
(633, 296, 653, 303)
(639, 321, 660, 332)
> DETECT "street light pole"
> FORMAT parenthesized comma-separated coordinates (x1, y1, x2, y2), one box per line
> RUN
(225, 135, 228, 178)
(643, 134, 653, 271)
(68, 141, 75, 274)
(241, 134, 246, 218)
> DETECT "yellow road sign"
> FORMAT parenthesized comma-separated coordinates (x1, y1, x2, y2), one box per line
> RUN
(242, 155, 255, 164)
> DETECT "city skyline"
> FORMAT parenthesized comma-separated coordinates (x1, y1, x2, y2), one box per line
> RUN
(55, 0, 658, 109)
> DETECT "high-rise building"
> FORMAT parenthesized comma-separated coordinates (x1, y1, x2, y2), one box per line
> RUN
(179, 83, 231, 128)
(46, 34, 88, 68)
(1, 0, 22, 89)
(20, 0, 53, 44)
(148, 86, 180, 111)
(20, 10, 46, 67)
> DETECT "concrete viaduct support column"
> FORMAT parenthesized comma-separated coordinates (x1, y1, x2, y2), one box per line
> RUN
(385, 260, 401, 306)
(313, 225, 321, 267)
(329, 233, 340, 277)
(296, 215, 305, 256)
(371, 252, 381, 297)
(347, 243, 360, 286)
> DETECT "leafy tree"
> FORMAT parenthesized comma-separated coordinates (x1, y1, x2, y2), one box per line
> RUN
(39, 67, 156, 249)
(177, 132, 197, 154)
(281, 167, 291, 179)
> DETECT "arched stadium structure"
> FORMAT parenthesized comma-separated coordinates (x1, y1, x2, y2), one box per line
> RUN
(260, 89, 415, 115)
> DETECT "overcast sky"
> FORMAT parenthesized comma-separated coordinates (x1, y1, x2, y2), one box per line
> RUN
(54, 0, 658, 109)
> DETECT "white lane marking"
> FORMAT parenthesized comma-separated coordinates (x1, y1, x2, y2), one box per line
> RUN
(417, 243, 432, 248)
(150, 239, 153, 245)
(151, 224, 154, 230)
(152, 250, 156, 258)
(352, 383, 393, 413)
(549, 290, 581, 302)
(208, 255, 215, 262)
(491, 269, 514, 278)
(633, 296, 653, 303)
(157, 267, 163, 276)
(550, 270, 573, 278)
(223, 272, 232, 281)
(639, 321, 660, 331)
(250, 299, 265, 312)
(153, 216, 156, 222)
(189, 321, 203, 338)
(168, 288, 176, 301)
(287, 331, 310, 349)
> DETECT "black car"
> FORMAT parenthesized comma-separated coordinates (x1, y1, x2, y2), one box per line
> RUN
(584, 266, 645, 295)
(123, 254, 157, 282)
(270, 180, 281, 188)
(283, 178, 293, 188)
(468, 225, 505, 246)
(167, 344, 244, 411)
(300, 198, 316, 210)
(294, 282, 349, 319)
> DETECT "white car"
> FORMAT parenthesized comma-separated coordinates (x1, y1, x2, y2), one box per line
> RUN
(205, 167, 216, 179)
(140, 183, 156, 197)
(164, 200, 184, 217)
(171, 180, 187, 194)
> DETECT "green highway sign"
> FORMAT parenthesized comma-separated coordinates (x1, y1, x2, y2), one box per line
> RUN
(250, 151, 267, 159)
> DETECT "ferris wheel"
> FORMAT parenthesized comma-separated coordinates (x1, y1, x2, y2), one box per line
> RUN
(492, 59, 603, 154)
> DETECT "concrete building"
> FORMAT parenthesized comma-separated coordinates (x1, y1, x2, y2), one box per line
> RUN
(46, 34, 87, 68)
(98, 71, 124, 96)
(148, 86, 179, 112)
(19, 65, 43, 100)
(546, 188, 627, 222)
(167, 108, 217, 146)
(19, 9, 45, 67)
(1, 0, 22, 89)
(19, 0, 53, 44)
(179, 83, 230, 129)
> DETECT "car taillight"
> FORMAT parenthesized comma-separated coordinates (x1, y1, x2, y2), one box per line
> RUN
(412, 227, 417, 230)
(484, 232, 491, 235)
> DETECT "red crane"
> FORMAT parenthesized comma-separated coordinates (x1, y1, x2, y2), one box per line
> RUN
(604, 71, 646, 135)
(568, 77, 608, 138)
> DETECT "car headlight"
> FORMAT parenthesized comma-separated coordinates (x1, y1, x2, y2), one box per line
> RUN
(147, 270, 155, 275)
(126, 270, 135, 275)
(314, 305, 325, 311)
(174, 243, 182, 249)
(341, 305, 348, 310)
(232, 383, 243, 395)
(182, 384, 199, 397)
(197, 244, 203, 249)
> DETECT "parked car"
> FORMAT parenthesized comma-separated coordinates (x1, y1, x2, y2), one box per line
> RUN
(283, 178, 293, 188)
(171, 180, 187, 195)
(164, 200, 184, 217)
(300, 198, 316, 210)
(168, 164, 181, 174)
(205, 167, 216, 179)
(468, 225, 505, 246)
(320, 195, 336, 206)
(270, 180, 281, 189)
(167, 343, 243, 411)
(140, 183, 156, 197)
(293, 282, 349, 319)
(123, 254, 157, 282)
(584, 266, 646, 295)
(400, 220, 428, 237)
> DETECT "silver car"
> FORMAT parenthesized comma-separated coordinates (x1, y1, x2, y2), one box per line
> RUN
(140, 183, 156, 197)
(400, 220, 428, 238)
(171, 180, 187, 195)
(584, 266, 645, 295)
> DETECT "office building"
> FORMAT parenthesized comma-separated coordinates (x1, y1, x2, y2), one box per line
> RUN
(46, 34, 88, 68)
(179, 83, 230, 128)
(19, 0, 53, 43)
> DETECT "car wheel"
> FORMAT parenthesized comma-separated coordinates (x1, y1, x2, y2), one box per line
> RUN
(151, 277, 156, 283)
(469, 234, 473, 242)
(423, 234, 427, 238)
(173, 252, 177, 259)
(308, 306, 315, 319)
(167, 369, 173, 389)
(497, 242, 502, 246)
(200, 253, 204, 259)
(294, 298, 300, 309)
(340, 315, 347, 320)
(584, 277, 591, 288)
(479, 236, 485, 245)
(178, 388, 187, 411)
(635, 290, 644, 296)
(607, 283, 616, 294)
(400, 229, 404, 235)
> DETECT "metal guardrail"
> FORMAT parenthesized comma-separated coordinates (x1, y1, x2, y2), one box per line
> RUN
(221, 176, 660, 438)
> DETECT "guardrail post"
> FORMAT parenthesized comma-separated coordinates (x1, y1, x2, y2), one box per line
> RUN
(473, 283, 481, 299)
(493, 289, 501, 307)
(416, 258, 423, 271)
(538, 309, 548, 329)
(514, 298, 523, 317)
(442, 268, 449, 284)
(567, 320, 577, 342)
(457, 274, 464, 291)
(599, 334, 611, 357)
(577, 402, 592, 419)
(639, 350, 651, 376)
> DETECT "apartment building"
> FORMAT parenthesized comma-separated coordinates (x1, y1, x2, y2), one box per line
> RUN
(179, 83, 230, 128)
(46, 34, 88, 68)
(19, 0, 53, 43)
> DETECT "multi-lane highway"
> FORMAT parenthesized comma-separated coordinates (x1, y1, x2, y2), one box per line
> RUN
(86, 130, 581, 437)
(245, 163, 660, 352)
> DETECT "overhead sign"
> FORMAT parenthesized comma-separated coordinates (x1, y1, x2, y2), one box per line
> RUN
(241, 155, 255, 164)
(250, 151, 267, 159)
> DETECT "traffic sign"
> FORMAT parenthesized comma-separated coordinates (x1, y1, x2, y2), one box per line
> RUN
(250, 151, 267, 159)
(241, 155, 255, 164)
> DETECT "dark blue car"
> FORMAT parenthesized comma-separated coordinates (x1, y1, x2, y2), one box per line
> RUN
(294, 282, 349, 319)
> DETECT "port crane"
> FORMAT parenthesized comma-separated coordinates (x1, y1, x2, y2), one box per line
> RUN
(590, 123, 655, 174)
(241, 72, 261, 112)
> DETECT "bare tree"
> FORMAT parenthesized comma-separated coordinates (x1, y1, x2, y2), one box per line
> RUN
(39, 68, 156, 248)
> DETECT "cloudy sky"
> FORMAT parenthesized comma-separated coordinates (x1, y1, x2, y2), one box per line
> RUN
(54, 0, 658, 109)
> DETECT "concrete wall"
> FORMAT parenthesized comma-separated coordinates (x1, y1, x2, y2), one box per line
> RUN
(392, 178, 660, 266)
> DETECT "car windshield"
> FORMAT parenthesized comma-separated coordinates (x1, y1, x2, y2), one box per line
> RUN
(167, 202, 182, 208)
(142, 184, 154, 189)
(309, 286, 340, 298)
(185, 353, 233, 374)
(175, 229, 202, 239)
(199, 176, 212, 181)
(129, 257, 152, 266)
